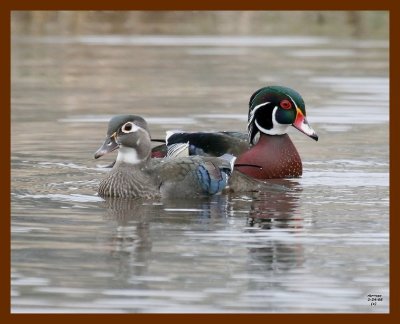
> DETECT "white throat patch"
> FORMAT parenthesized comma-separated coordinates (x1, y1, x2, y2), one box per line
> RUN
(255, 106, 289, 135)
(248, 102, 270, 126)
(116, 146, 142, 165)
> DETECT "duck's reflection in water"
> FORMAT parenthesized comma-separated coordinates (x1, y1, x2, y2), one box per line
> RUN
(246, 179, 303, 230)
(244, 179, 305, 273)
(97, 180, 304, 285)
(96, 198, 160, 287)
(96, 195, 234, 287)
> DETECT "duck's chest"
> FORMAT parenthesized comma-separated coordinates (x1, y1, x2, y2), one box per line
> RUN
(98, 164, 160, 198)
(235, 134, 302, 179)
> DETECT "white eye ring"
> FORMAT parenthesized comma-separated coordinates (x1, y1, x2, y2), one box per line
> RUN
(121, 122, 140, 134)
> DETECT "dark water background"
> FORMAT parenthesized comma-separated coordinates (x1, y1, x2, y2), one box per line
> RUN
(11, 12, 389, 313)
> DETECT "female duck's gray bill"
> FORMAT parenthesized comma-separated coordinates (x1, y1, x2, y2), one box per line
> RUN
(94, 135, 119, 159)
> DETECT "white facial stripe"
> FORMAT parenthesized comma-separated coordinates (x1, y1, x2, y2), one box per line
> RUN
(255, 106, 289, 136)
(284, 94, 303, 116)
(272, 106, 291, 134)
(249, 101, 270, 125)
(116, 146, 142, 165)
(253, 101, 270, 110)
(254, 119, 271, 135)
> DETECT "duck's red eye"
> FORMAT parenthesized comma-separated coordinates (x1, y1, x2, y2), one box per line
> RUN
(280, 99, 292, 110)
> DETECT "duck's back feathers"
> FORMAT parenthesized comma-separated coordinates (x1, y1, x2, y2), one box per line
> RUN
(165, 131, 249, 157)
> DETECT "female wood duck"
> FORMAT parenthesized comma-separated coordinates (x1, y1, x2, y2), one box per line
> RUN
(155, 86, 318, 180)
(94, 115, 235, 199)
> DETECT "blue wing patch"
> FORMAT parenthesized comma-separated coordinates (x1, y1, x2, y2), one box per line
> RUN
(196, 161, 229, 195)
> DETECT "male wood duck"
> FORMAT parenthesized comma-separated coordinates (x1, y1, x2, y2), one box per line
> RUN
(154, 86, 318, 180)
(94, 115, 235, 199)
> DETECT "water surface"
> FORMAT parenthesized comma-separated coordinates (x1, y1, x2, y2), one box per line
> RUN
(11, 35, 389, 313)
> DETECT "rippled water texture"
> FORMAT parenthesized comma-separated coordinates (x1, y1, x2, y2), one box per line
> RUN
(11, 34, 389, 313)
